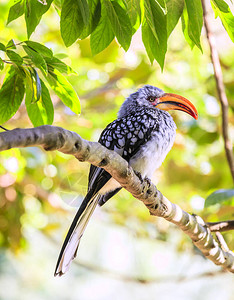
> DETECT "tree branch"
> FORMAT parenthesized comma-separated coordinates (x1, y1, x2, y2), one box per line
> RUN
(207, 220, 234, 232)
(202, 0, 234, 183)
(0, 125, 233, 273)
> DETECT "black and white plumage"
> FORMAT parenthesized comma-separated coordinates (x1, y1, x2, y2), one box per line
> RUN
(55, 85, 198, 276)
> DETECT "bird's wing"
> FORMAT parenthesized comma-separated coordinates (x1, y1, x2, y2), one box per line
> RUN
(88, 110, 159, 204)
(98, 110, 158, 161)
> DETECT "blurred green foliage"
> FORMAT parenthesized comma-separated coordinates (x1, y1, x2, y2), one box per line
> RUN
(0, 0, 233, 277)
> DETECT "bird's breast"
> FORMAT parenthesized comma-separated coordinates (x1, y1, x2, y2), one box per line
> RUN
(129, 124, 176, 178)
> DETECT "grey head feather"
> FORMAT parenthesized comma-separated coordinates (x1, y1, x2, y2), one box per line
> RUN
(118, 85, 165, 118)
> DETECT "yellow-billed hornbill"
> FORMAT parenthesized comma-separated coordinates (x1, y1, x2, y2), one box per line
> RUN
(55, 85, 198, 276)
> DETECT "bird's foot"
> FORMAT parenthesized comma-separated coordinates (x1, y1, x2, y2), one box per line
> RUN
(134, 170, 144, 184)
(144, 176, 152, 187)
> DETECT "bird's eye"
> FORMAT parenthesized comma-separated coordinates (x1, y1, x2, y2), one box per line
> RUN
(148, 96, 155, 102)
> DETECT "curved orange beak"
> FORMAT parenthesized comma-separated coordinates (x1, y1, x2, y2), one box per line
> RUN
(155, 93, 198, 120)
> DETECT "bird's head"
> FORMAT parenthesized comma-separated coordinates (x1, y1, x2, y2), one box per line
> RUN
(118, 85, 198, 120)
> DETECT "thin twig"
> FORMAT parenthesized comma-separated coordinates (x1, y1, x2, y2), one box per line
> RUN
(207, 220, 234, 232)
(202, 0, 234, 182)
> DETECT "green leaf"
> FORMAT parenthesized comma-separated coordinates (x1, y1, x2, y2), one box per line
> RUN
(0, 43, 6, 52)
(24, 0, 53, 38)
(45, 57, 75, 74)
(211, 0, 234, 42)
(166, 0, 184, 36)
(142, 21, 155, 64)
(45, 69, 81, 115)
(212, 0, 229, 12)
(103, 0, 132, 51)
(26, 80, 54, 126)
(60, 0, 90, 47)
(77, 0, 90, 26)
(184, 0, 203, 50)
(157, 0, 166, 9)
(181, 6, 195, 49)
(80, 0, 101, 40)
(0, 58, 4, 70)
(25, 41, 53, 58)
(7, 0, 24, 25)
(144, 0, 167, 69)
(23, 45, 48, 74)
(205, 189, 234, 207)
(144, 0, 161, 42)
(90, 3, 115, 55)
(6, 50, 23, 65)
(125, 0, 142, 32)
(0, 67, 25, 124)
(6, 39, 16, 49)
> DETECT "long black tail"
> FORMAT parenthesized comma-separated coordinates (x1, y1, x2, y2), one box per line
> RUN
(54, 191, 101, 276)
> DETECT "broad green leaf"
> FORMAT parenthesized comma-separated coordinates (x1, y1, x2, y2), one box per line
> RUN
(144, 0, 161, 42)
(77, 0, 90, 26)
(25, 41, 53, 58)
(45, 69, 81, 115)
(166, 0, 184, 36)
(142, 21, 154, 64)
(0, 67, 25, 124)
(80, 0, 101, 39)
(60, 0, 90, 47)
(24, 0, 53, 38)
(26, 80, 54, 126)
(6, 39, 16, 49)
(23, 45, 48, 74)
(0, 58, 4, 70)
(45, 57, 75, 74)
(205, 189, 234, 207)
(6, 50, 23, 65)
(126, 0, 142, 32)
(184, 0, 203, 50)
(14, 65, 26, 79)
(7, 0, 24, 25)
(144, 0, 167, 69)
(212, 0, 229, 12)
(157, 0, 166, 9)
(181, 6, 195, 49)
(90, 3, 115, 55)
(0, 43, 6, 52)
(103, 0, 132, 51)
(211, 0, 234, 42)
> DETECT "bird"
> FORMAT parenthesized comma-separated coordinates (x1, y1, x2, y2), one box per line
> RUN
(54, 85, 198, 276)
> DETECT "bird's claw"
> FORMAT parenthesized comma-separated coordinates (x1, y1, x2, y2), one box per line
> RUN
(144, 176, 152, 187)
(134, 170, 144, 183)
